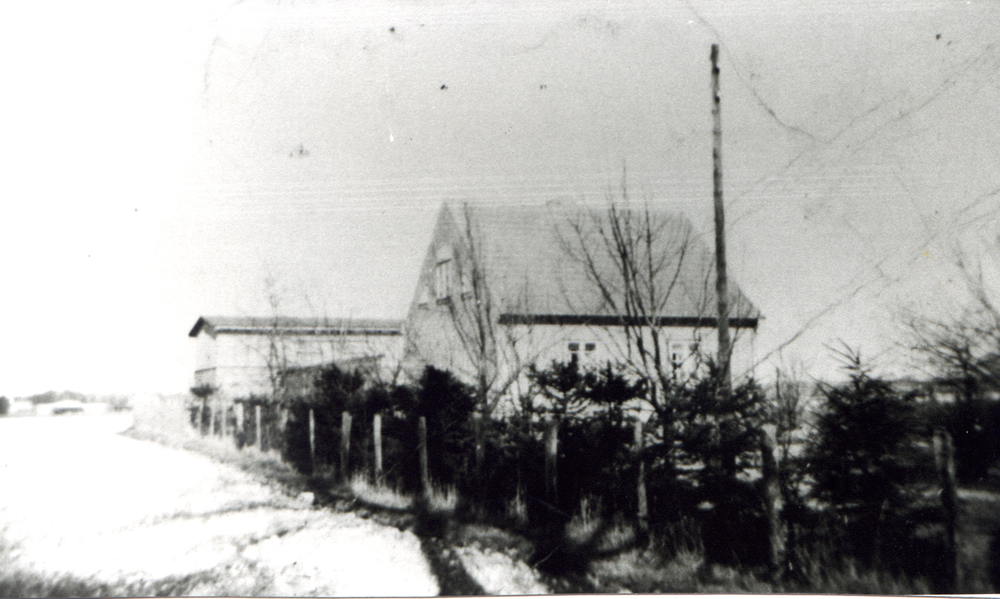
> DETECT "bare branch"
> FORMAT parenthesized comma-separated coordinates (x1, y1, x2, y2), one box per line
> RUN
(558, 174, 726, 419)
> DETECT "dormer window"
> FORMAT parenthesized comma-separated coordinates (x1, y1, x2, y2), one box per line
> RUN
(460, 270, 473, 299)
(417, 286, 432, 308)
(435, 259, 452, 300)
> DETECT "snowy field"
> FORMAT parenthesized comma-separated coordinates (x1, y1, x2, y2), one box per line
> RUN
(0, 413, 438, 596)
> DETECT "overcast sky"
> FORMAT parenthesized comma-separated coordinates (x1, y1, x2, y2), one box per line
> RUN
(1, 0, 998, 396)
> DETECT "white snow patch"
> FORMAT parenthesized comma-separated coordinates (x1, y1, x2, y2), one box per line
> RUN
(455, 545, 550, 595)
(0, 415, 438, 596)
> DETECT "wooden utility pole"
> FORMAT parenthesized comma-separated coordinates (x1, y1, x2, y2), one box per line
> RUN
(711, 43, 732, 394)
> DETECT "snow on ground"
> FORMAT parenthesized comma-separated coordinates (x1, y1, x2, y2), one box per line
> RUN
(0, 414, 438, 596)
(455, 545, 550, 595)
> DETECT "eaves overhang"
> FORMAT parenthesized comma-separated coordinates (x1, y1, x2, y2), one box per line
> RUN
(497, 313, 760, 329)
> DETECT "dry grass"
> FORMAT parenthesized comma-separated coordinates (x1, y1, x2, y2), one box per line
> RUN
(0, 567, 129, 599)
(564, 496, 602, 545)
(588, 546, 702, 593)
(0, 567, 257, 599)
(348, 474, 413, 511)
(347, 474, 457, 514)
(558, 497, 721, 593)
(956, 485, 1000, 592)
(585, 539, 772, 593)
(425, 484, 459, 514)
(793, 557, 931, 595)
(0, 527, 251, 598)
(505, 487, 528, 527)
(0, 532, 110, 598)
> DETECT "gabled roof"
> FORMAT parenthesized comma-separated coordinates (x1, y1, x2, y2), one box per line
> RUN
(420, 201, 760, 326)
(189, 316, 404, 338)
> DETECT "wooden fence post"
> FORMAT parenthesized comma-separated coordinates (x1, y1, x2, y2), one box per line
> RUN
(474, 411, 485, 474)
(236, 402, 244, 446)
(266, 405, 273, 452)
(761, 424, 784, 580)
(373, 413, 383, 482)
(634, 417, 648, 530)
(255, 404, 262, 449)
(340, 411, 352, 483)
(545, 419, 559, 507)
(221, 400, 228, 438)
(418, 416, 430, 497)
(204, 398, 211, 436)
(275, 404, 288, 454)
(308, 408, 316, 475)
(934, 428, 959, 592)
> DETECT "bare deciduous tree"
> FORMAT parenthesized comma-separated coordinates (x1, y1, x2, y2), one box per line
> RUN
(265, 287, 292, 403)
(406, 203, 540, 473)
(444, 203, 538, 469)
(448, 204, 533, 414)
(558, 177, 729, 423)
(904, 242, 1000, 401)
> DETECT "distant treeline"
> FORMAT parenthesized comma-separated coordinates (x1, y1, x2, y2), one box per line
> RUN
(16, 390, 130, 408)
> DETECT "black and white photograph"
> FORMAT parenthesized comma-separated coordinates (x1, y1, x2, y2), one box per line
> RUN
(2, 0, 1000, 595)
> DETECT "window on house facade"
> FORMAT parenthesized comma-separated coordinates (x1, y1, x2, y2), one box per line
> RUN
(670, 342, 687, 368)
(568, 341, 597, 362)
(668, 340, 699, 375)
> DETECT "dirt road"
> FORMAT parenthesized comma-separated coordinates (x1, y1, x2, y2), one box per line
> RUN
(0, 414, 438, 596)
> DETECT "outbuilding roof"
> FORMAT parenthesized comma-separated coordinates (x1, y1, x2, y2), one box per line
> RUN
(189, 316, 404, 338)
